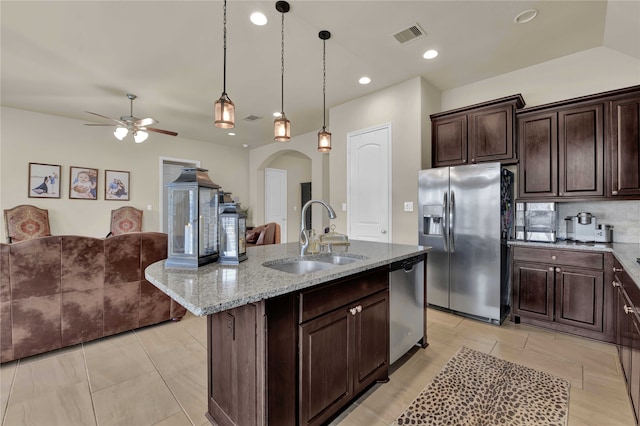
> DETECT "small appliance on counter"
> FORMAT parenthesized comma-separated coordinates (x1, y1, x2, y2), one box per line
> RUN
(565, 212, 613, 243)
(515, 202, 557, 242)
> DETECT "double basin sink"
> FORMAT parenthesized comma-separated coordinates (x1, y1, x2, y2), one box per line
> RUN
(263, 253, 367, 275)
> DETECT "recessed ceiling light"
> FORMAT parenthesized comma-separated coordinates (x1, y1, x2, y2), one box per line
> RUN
(242, 144, 250, 148)
(273, 112, 282, 117)
(359, 76, 371, 85)
(228, 132, 236, 136)
(423, 49, 438, 59)
(514, 8, 538, 24)
(250, 12, 268, 26)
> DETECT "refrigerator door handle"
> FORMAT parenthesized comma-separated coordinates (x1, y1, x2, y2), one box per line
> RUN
(450, 190, 455, 253)
(442, 192, 449, 252)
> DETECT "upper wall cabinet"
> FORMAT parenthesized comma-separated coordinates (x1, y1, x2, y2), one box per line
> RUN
(611, 94, 640, 197)
(430, 94, 525, 168)
(517, 85, 640, 201)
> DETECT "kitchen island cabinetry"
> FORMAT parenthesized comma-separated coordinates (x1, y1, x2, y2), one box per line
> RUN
(614, 258, 640, 424)
(511, 246, 613, 342)
(430, 94, 525, 167)
(611, 94, 640, 197)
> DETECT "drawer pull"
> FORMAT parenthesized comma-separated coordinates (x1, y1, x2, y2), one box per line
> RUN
(613, 267, 624, 273)
(555, 268, 561, 273)
(548, 267, 554, 272)
(624, 305, 640, 315)
(612, 280, 621, 288)
(349, 307, 357, 316)
(356, 305, 362, 313)
(551, 255, 557, 260)
(612, 190, 618, 195)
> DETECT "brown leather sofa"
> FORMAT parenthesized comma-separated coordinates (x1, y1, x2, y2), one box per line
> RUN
(246, 222, 281, 247)
(0, 232, 186, 363)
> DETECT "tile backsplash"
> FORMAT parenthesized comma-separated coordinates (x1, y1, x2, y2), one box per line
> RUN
(557, 201, 640, 244)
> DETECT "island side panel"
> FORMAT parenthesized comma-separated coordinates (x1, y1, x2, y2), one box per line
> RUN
(207, 302, 266, 426)
(422, 255, 429, 348)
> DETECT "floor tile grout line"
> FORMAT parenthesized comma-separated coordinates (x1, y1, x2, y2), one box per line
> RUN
(1, 359, 20, 426)
(132, 328, 198, 426)
(80, 343, 99, 426)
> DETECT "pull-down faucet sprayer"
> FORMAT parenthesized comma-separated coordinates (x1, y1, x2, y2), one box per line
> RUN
(300, 200, 336, 255)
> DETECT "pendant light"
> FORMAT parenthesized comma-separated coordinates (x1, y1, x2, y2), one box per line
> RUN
(274, 1, 291, 142)
(317, 30, 331, 153)
(214, 0, 235, 129)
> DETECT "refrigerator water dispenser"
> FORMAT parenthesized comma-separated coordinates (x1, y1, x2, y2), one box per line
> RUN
(422, 205, 444, 236)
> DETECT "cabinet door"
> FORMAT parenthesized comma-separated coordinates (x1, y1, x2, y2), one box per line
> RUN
(554, 266, 604, 332)
(611, 95, 640, 197)
(299, 307, 353, 426)
(558, 103, 604, 197)
(432, 114, 468, 167)
(469, 105, 514, 164)
(353, 290, 389, 395)
(631, 314, 640, 423)
(518, 112, 558, 198)
(512, 262, 554, 321)
(617, 286, 633, 386)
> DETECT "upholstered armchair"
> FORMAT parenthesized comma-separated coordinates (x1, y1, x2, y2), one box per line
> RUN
(108, 206, 143, 237)
(3, 205, 51, 243)
(246, 222, 281, 247)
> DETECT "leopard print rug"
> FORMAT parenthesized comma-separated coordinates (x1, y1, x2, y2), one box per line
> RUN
(393, 347, 570, 426)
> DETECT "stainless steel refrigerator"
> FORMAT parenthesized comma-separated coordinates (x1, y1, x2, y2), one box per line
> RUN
(418, 162, 513, 324)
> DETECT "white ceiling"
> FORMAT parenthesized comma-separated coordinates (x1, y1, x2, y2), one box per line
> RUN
(1, 1, 639, 148)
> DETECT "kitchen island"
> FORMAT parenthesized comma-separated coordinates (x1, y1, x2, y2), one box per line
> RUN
(146, 240, 430, 426)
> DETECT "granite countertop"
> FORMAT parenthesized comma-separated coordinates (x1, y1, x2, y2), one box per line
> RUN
(508, 240, 640, 288)
(145, 241, 430, 316)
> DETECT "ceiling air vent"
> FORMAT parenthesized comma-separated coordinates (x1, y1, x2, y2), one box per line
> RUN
(392, 23, 426, 45)
(244, 115, 262, 122)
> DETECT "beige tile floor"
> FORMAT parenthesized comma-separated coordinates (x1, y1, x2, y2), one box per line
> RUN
(0, 308, 635, 426)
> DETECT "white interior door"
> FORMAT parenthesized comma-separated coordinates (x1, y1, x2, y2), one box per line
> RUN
(160, 157, 200, 233)
(265, 168, 287, 242)
(347, 124, 391, 242)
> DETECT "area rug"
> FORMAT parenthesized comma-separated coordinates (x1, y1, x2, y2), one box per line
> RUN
(393, 347, 570, 426)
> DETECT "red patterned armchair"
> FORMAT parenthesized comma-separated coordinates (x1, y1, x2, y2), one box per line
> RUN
(108, 206, 143, 237)
(4, 205, 51, 243)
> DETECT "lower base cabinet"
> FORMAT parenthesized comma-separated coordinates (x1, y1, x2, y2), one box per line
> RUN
(511, 246, 613, 342)
(206, 267, 390, 426)
(614, 259, 640, 424)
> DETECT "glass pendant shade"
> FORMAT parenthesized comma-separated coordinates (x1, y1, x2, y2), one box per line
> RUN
(114, 127, 128, 140)
(274, 114, 291, 142)
(318, 128, 331, 152)
(134, 131, 149, 143)
(214, 94, 235, 129)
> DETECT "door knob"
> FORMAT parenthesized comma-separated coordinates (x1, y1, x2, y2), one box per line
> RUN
(381, 230, 387, 234)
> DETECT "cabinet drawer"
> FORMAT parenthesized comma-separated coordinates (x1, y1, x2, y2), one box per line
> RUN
(513, 246, 604, 269)
(299, 267, 388, 323)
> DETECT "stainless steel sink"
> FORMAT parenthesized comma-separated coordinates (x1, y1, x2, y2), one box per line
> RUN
(263, 254, 367, 274)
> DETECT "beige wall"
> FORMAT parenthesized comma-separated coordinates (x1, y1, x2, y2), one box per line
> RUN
(1, 107, 249, 241)
(328, 77, 438, 245)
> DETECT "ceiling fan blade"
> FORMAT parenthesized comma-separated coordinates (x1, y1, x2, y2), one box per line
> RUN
(145, 127, 178, 136)
(85, 111, 124, 125)
(135, 117, 158, 127)
(84, 123, 116, 126)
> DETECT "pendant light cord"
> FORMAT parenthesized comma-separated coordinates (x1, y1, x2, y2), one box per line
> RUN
(280, 11, 285, 113)
(322, 38, 326, 128)
(222, 0, 228, 95)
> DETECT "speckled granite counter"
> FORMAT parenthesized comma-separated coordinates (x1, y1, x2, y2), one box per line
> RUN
(508, 240, 640, 288)
(145, 240, 430, 316)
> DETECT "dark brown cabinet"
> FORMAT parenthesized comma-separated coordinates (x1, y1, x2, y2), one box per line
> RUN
(206, 267, 391, 426)
(613, 259, 640, 424)
(518, 103, 604, 199)
(299, 290, 388, 426)
(611, 95, 640, 197)
(511, 246, 612, 342)
(430, 94, 525, 168)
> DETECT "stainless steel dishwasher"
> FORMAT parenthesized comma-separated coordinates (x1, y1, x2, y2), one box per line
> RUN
(389, 255, 425, 364)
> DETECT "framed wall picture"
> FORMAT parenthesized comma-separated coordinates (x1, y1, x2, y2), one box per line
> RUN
(28, 162, 61, 198)
(69, 166, 98, 200)
(105, 170, 130, 201)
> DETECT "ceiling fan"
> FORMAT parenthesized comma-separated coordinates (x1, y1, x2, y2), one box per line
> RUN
(84, 93, 178, 143)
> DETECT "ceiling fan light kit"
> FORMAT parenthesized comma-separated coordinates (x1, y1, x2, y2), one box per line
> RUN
(214, 0, 235, 129)
(274, 1, 291, 142)
(85, 93, 178, 143)
(317, 30, 331, 153)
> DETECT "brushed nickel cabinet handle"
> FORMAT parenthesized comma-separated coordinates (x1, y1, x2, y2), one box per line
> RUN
(613, 267, 624, 273)
(356, 305, 362, 313)
(349, 307, 357, 316)
(612, 190, 618, 195)
(548, 267, 554, 272)
(612, 280, 621, 288)
(551, 255, 557, 260)
(555, 267, 561, 273)
(623, 305, 640, 315)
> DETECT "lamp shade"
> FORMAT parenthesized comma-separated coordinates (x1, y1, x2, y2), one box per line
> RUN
(318, 129, 331, 152)
(134, 131, 149, 143)
(274, 114, 291, 142)
(214, 94, 235, 128)
(114, 127, 128, 140)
